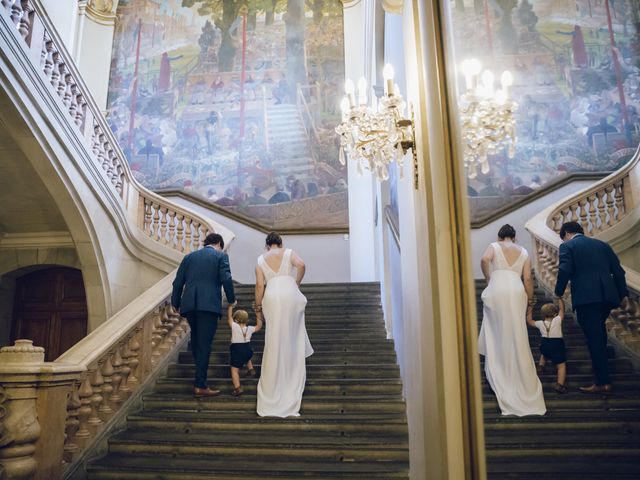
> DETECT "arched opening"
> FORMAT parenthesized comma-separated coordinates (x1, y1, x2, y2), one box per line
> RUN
(10, 266, 88, 361)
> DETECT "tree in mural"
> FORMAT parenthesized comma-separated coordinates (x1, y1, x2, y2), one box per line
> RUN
(306, 0, 325, 23)
(285, 0, 307, 94)
(183, 0, 242, 72)
(517, 0, 538, 33)
(198, 20, 217, 62)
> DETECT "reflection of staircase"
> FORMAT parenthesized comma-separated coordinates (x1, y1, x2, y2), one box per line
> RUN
(267, 104, 315, 180)
(86, 283, 410, 479)
(477, 281, 640, 479)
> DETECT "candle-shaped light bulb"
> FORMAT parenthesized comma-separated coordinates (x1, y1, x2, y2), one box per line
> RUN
(481, 70, 494, 97)
(383, 63, 395, 95)
(344, 79, 355, 95)
(357, 77, 367, 105)
(500, 70, 513, 96)
(344, 78, 356, 107)
(340, 96, 350, 115)
(495, 89, 507, 105)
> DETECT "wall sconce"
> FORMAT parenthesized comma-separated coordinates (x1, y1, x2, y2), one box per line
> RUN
(335, 64, 417, 185)
(459, 59, 517, 179)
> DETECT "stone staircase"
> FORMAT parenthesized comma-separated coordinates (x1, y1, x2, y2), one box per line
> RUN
(267, 104, 315, 180)
(477, 281, 640, 479)
(86, 283, 409, 479)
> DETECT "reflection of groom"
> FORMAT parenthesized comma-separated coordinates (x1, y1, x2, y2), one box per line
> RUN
(554, 222, 628, 394)
(171, 233, 236, 397)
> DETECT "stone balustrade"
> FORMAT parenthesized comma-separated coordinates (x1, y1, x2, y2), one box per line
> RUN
(526, 145, 640, 357)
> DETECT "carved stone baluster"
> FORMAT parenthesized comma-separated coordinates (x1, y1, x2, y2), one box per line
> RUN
(9, 0, 22, 26)
(159, 206, 168, 244)
(42, 38, 54, 80)
(150, 202, 160, 241)
(165, 304, 180, 346)
(595, 190, 607, 232)
(98, 356, 114, 415)
(96, 131, 108, 172)
(1, 1, 15, 17)
(87, 367, 103, 426)
(115, 163, 125, 196)
(169, 304, 184, 338)
(103, 138, 115, 182)
(62, 72, 73, 108)
(176, 213, 185, 252)
(18, 0, 30, 38)
(614, 180, 625, 218)
(63, 383, 81, 464)
(127, 327, 142, 387)
(74, 91, 86, 126)
(167, 210, 177, 248)
(119, 343, 133, 395)
(151, 307, 164, 366)
(49, 51, 61, 89)
(158, 307, 172, 356)
(578, 199, 589, 233)
(586, 194, 599, 232)
(192, 222, 202, 249)
(56, 62, 67, 98)
(184, 217, 193, 252)
(604, 185, 615, 226)
(143, 198, 152, 236)
(75, 376, 93, 440)
(109, 349, 124, 404)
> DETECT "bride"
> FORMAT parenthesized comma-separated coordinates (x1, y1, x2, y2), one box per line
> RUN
(255, 232, 314, 417)
(478, 224, 546, 416)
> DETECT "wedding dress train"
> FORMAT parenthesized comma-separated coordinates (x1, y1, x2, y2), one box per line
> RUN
(257, 248, 314, 417)
(478, 243, 546, 416)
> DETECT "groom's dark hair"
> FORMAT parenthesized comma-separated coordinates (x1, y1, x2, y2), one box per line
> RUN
(265, 232, 282, 247)
(559, 221, 584, 240)
(204, 233, 224, 249)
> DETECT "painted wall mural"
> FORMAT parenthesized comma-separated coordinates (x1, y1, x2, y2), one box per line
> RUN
(449, 0, 640, 221)
(107, 0, 347, 230)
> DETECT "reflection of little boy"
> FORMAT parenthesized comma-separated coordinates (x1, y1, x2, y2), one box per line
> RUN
(528, 298, 568, 394)
(227, 304, 262, 397)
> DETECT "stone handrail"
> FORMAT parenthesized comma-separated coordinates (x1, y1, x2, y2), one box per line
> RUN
(0, 0, 232, 251)
(525, 145, 640, 357)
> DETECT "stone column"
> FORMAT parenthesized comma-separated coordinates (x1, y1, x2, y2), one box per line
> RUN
(0, 340, 84, 480)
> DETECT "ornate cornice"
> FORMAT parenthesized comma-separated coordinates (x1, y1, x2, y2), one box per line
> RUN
(381, 0, 403, 14)
(84, 0, 117, 26)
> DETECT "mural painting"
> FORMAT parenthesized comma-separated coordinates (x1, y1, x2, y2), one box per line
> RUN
(107, 0, 347, 230)
(450, 0, 640, 221)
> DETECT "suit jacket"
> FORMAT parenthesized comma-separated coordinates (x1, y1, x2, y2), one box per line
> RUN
(554, 234, 628, 308)
(171, 246, 236, 315)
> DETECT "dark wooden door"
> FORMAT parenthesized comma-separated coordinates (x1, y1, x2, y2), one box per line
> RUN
(12, 267, 88, 361)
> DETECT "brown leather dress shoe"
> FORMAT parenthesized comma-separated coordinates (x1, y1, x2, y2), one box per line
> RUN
(194, 387, 221, 398)
(578, 384, 613, 394)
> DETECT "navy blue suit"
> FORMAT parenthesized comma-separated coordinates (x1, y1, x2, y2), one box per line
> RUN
(171, 246, 236, 388)
(554, 234, 628, 385)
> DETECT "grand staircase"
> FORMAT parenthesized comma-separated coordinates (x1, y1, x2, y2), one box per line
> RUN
(478, 281, 640, 479)
(267, 104, 315, 179)
(86, 283, 409, 479)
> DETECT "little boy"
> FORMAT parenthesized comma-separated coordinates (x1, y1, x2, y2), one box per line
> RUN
(227, 304, 262, 396)
(528, 298, 567, 394)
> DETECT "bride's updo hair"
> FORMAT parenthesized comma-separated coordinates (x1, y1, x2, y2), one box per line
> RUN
(497, 224, 516, 240)
(265, 231, 283, 247)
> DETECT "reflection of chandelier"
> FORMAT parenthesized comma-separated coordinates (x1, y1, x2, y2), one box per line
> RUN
(459, 59, 517, 179)
(335, 64, 415, 182)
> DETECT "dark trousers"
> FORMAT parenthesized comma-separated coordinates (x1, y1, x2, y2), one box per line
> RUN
(186, 311, 219, 388)
(575, 302, 611, 385)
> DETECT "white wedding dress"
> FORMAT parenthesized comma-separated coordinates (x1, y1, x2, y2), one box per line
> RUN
(257, 248, 314, 417)
(478, 243, 546, 416)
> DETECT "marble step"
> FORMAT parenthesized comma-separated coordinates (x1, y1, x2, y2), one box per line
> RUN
(167, 364, 401, 379)
(87, 454, 409, 480)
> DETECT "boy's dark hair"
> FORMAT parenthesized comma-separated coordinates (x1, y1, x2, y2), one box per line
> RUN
(497, 224, 516, 240)
(265, 231, 282, 247)
(540, 303, 559, 319)
(559, 221, 584, 240)
(204, 233, 224, 249)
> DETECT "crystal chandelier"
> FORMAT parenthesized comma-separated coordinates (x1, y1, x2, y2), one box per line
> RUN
(459, 59, 517, 179)
(335, 64, 415, 182)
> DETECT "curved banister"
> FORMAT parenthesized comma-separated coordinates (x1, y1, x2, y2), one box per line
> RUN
(526, 145, 640, 357)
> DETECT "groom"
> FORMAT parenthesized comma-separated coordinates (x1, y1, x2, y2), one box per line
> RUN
(171, 233, 236, 397)
(554, 221, 628, 394)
